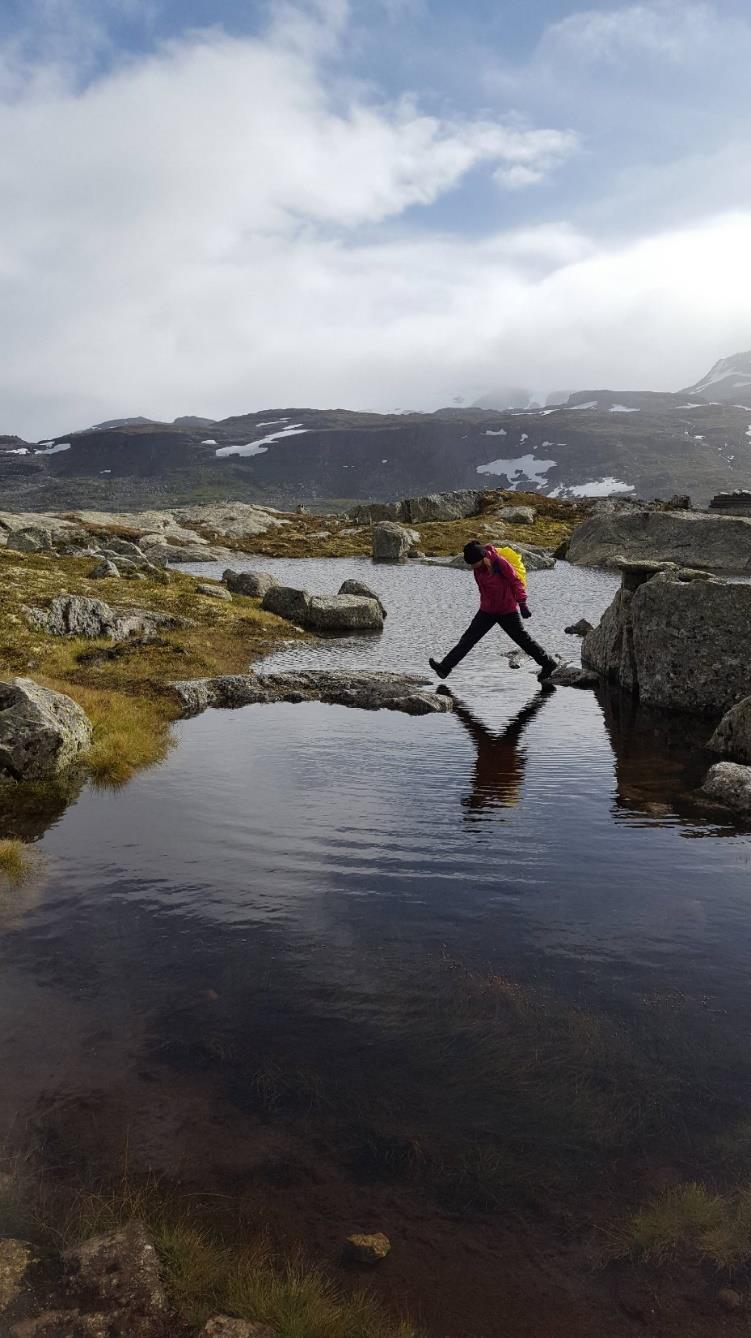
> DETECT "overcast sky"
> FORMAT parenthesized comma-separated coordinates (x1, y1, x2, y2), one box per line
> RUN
(2, 0, 750, 438)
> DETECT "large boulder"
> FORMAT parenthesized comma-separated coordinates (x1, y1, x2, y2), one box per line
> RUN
(261, 586, 383, 632)
(306, 595, 383, 632)
(24, 594, 187, 642)
(6, 527, 53, 553)
(0, 678, 92, 780)
(707, 697, 751, 762)
(223, 569, 279, 597)
(171, 670, 454, 717)
(400, 490, 483, 523)
(372, 522, 413, 563)
(567, 509, 751, 572)
(701, 762, 751, 813)
(261, 585, 312, 623)
(582, 567, 751, 715)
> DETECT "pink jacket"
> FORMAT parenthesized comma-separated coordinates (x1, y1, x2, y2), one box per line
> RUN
(474, 545, 527, 615)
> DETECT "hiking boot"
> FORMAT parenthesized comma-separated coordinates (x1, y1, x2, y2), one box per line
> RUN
(537, 657, 558, 682)
(429, 656, 448, 679)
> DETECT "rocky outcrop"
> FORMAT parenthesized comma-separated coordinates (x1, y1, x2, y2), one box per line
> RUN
(6, 527, 53, 553)
(170, 670, 453, 717)
(261, 586, 384, 632)
(223, 569, 279, 597)
(337, 579, 386, 617)
(141, 541, 234, 564)
(372, 522, 414, 563)
(350, 489, 484, 525)
(0, 678, 92, 780)
(701, 762, 751, 813)
(582, 565, 751, 716)
(707, 697, 751, 763)
(24, 595, 188, 642)
(567, 508, 751, 572)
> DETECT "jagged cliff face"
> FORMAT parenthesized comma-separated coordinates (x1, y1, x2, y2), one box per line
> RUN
(4, 387, 751, 511)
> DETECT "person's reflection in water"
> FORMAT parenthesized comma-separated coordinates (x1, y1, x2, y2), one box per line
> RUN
(444, 688, 552, 815)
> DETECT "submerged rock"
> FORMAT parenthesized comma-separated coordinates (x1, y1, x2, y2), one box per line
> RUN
(223, 569, 279, 597)
(548, 664, 600, 689)
(24, 594, 188, 642)
(372, 522, 413, 563)
(344, 1232, 391, 1264)
(0, 678, 92, 781)
(567, 508, 751, 572)
(582, 567, 751, 716)
(170, 670, 453, 717)
(701, 762, 751, 812)
(707, 697, 751, 763)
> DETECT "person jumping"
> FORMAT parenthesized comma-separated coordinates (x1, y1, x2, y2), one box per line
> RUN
(429, 540, 557, 682)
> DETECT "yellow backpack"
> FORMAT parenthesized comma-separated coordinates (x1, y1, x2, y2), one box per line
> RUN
(496, 546, 527, 583)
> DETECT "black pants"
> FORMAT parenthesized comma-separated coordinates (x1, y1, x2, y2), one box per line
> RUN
(438, 611, 551, 675)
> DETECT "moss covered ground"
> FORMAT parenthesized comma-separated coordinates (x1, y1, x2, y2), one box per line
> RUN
(0, 548, 304, 787)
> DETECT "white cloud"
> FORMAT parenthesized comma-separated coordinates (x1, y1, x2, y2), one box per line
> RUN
(538, 2, 716, 66)
(0, 0, 749, 437)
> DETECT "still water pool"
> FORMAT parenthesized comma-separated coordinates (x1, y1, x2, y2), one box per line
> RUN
(1, 557, 750, 1335)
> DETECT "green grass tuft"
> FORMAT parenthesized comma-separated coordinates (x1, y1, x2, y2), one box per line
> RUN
(613, 1182, 751, 1270)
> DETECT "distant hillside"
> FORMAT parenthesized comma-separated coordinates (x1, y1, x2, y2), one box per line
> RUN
(680, 351, 751, 404)
(3, 354, 751, 511)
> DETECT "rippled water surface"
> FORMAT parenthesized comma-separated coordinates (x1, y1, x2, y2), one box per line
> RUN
(2, 557, 751, 1332)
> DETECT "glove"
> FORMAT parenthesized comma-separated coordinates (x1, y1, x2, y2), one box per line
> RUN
(519, 602, 531, 619)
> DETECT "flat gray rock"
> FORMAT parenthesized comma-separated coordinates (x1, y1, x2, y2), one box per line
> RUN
(567, 509, 751, 572)
(171, 670, 454, 717)
(24, 594, 188, 642)
(196, 582, 232, 600)
(549, 664, 600, 688)
(262, 586, 383, 632)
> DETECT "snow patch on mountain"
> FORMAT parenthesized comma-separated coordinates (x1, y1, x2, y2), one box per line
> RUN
(549, 477, 635, 498)
(34, 442, 71, 455)
(216, 424, 308, 458)
(476, 453, 556, 486)
(609, 404, 640, 414)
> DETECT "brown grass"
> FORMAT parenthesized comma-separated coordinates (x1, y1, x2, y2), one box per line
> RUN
(0, 837, 42, 886)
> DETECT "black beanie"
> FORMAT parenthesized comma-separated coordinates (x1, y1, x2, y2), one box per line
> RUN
(463, 540, 485, 565)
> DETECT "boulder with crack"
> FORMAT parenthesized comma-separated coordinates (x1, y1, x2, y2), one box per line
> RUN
(170, 670, 454, 717)
(582, 565, 751, 716)
(24, 594, 189, 642)
(0, 678, 92, 781)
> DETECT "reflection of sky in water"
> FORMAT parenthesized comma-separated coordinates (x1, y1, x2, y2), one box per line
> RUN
(2, 557, 751, 1155)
